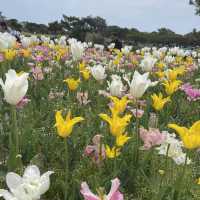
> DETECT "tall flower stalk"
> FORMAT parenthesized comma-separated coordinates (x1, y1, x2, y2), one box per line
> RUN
(134, 100, 140, 164)
(8, 106, 22, 171)
(64, 139, 69, 200)
(55, 109, 84, 199)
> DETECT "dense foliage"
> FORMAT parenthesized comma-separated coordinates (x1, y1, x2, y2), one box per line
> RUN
(1, 12, 200, 47)
(0, 33, 200, 199)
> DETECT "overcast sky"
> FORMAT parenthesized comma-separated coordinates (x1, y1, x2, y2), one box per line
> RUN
(1, 0, 199, 34)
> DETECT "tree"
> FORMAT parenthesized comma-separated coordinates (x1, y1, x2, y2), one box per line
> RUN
(7, 19, 22, 31)
(190, 0, 200, 14)
(48, 21, 64, 34)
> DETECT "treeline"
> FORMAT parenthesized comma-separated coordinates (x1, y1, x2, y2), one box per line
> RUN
(1, 13, 200, 47)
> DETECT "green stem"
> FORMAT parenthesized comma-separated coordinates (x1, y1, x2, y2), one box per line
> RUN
(8, 106, 21, 171)
(64, 139, 69, 200)
(135, 100, 140, 164)
(173, 152, 188, 200)
(159, 144, 170, 190)
(112, 147, 117, 177)
(12, 106, 19, 155)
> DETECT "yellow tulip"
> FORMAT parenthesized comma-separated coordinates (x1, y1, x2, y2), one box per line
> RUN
(166, 69, 179, 81)
(64, 78, 80, 91)
(175, 56, 182, 64)
(105, 145, 120, 158)
(186, 56, 193, 65)
(80, 69, 90, 81)
(176, 66, 186, 76)
(116, 133, 131, 147)
(132, 59, 139, 66)
(109, 96, 130, 114)
(155, 71, 165, 79)
(166, 67, 185, 81)
(55, 110, 84, 138)
(157, 62, 165, 70)
(99, 108, 132, 137)
(79, 62, 86, 71)
(168, 120, 200, 149)
(21, 49, 31, 58)
(113, 58, 120, 65)
(162, 80, 182, 95)
(4, 49, 16, 60)
(151, 93, 170, 111)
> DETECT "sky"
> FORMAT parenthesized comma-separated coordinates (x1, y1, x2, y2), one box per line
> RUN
(0, 0, 199, 34)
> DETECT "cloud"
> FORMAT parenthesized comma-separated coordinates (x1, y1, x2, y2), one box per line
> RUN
(0, 0, 199, 34)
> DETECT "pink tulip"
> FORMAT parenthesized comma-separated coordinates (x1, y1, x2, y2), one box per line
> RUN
(130, 109, 144, 119)
(139, 127, 166, 150)
(84, 135, 105, 164)
(80, 178, 124, 200)
(16, 96, 30, 109)
(180, 83, 200, 101)
(77, 92, 91, 105)
(32, 66, 44, 80)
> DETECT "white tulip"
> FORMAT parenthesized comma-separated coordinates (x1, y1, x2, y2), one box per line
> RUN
(70, 40, 84, 61)
(141, 47, 151, 52)
(121, 45, 132, 54)
(140, 55, 157, 72)
(30, 35, 39, 45)
(58, 36, 67, 47)
(0, 165, 54, 200)
(128, 71, 157, 98)
(21, 37, 32, 48)
(156, 131, 191, 165)
(40, 35, 50, 44)
(152, 50, 162, 59)
(0, 32, 16, 51)
(192, 51, 197, 58)
(108, 43, 115, 49)
(94, 44, 104, 52)
(164, 55, 175, 64)
(159, 47, 168, 53)
(107, 75, 124, 97)
(0, 69, 29, 105)
(90, 65, 107, 81)
(136, 50, 140, 54)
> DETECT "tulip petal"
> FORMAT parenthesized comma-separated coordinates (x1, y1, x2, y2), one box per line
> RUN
(80, 182, 99, 200)
(6, 172, 23, 191)
(99, 114, 111, 125)
(107, 178, 123, 200)
(71, 117, 84, 125)
(0, 189, 15, 200)
(190, 120, 200, 134)
(168, 124, 188, 138)
(23, 165, 41, 179)
(39, 171, 54, 194)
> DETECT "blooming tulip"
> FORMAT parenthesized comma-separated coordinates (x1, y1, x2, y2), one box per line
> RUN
(128, 71, 157, 99)
(69, 39, 84, 61)
(0, 165, 54, 200)
(80, 178, 123, 200)
(55, 110, 84, 138)
(63, 78, 80, 91)
(151, 93, 170, 111)
(140, 55, 157, 72)
(168, 120, 200, 149)
(0, 69, 29, 105)
(139, 127, 166, 150)
(107, 75, 124, 97)
(90, 65, 107, 81)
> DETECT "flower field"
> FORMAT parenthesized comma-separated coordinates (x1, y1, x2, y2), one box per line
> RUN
(0, 32, 200, 200)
